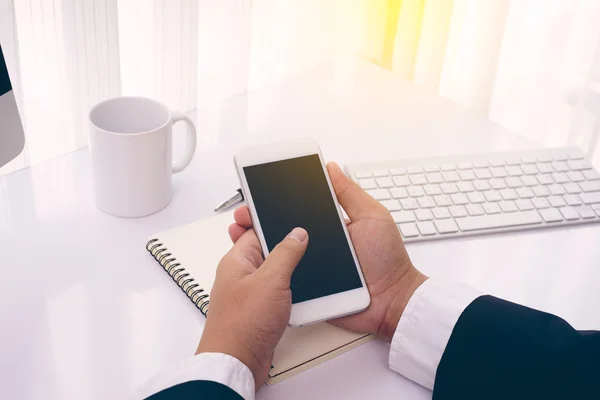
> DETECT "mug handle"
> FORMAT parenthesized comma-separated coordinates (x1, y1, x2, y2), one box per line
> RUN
(171, 111, 197, 173)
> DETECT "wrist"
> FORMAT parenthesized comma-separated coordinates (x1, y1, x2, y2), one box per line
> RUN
(377, 270, 427, 342)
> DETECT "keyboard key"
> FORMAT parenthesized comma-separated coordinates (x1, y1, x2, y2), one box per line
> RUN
(500, 189, 518, 200)
(434, 195, 453, 207)
(553, 161, 569, 172)
(489, 178, 507, 189)
(355, 171, 372, 178)
(522, 156, 537, 164)
(376, 177, 394, 188)
(359, 178, 377, 189)
(424, 165, 440, 172)
(537, 155, 553, 162)
(516, 187, 534, 198)
(407, 166, 423, 174)
(410, 174, 428, 185)
(393, 176, 410, 187)
(552, 172, 569, 184)
(456, 210, 542, 232)
(458, 162, 473, 170)
(432, 208, 451, 219)
(373, 169, 389, 177)
(567, 160, 592, 171)
(401, 198, 419, 210)
(390, 187, 409, 198)
(522, 164, 538, 175)
(563, 194, 581, 206)
(537, 162, 553, 173)
(483, 202, 501, 214)
(580, 181, 600, 192)
(568, 171, 585, 182)
(506, 165, 523, 176)
(521, 175, 538, 186)
(576, 205, 596, 219)
(559, 207, 579, 221)
(506, 177, 522, 188)
(398, 223, 420, 238)
(451, 193, 469, 205)
(391, 211, 416, 223)
(536, 174, 554, 185)
(583, 170, 600, 181)
(441, 163, 456, 171)
(532, 197, 550, 209)
(467, 192, 486, 203)
(564, 182, 581, 194)
(539, 208, 563, 222)
(457, 182, 475, 192)
(500, 201, 517, 212)
(380, 199, 401, 211)
(489, 159, 505, 167)
(442, 171, 460, 182)
(466, 204, 484, 216)
(548, 184, 565, 195)
(473, 161, 488, 168)
(434, 219, 459, 234)
(532, 185, 550, 197)
(473, 180, 491, 191)
(424, 184, 442, 196)
(390, 168, 407, 176)
(516, 199, 534, 211)
(450, 205, 468, 218)
(506, 158, 520, 166)
(416, 209, 434, 221)
(426, 172, 444, 184)
(441, 183, 458, 194)
(484, 190, 502, 202)
(491, 167, 508, 178)
(580, 192, 600, 204)
(568, 151, 585, 160)
(408, 186, 425, 197)
(548, 196, 566, 207)
(366, 189, 391, 200)
(458, 170, 476, 181)
(553, 154, 569, 161)
(417, 197, 435, 209)
(417, 221, 437, 235)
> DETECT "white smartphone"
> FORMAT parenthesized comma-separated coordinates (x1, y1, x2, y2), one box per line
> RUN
(235, 139, 371, 327)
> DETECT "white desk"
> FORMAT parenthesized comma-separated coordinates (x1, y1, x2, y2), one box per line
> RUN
(2, 58, 600, 400)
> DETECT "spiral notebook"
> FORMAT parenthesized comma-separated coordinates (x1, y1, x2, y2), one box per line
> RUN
(146, 211, 374, 385)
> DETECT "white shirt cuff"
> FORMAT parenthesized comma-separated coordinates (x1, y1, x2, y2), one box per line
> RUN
(132, 352, 255, 400)
(389, 278, 483, 390)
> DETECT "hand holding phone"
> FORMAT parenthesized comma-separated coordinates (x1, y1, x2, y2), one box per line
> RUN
(235, 139, 371, 326)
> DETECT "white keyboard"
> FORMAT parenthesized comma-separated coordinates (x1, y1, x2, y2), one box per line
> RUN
(345, 147, 600, 243)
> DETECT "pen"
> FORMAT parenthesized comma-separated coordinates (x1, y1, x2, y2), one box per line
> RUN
(214, 188, 244, 212)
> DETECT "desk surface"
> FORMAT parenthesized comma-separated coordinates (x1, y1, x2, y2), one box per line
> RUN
(2, 58, 600, 400)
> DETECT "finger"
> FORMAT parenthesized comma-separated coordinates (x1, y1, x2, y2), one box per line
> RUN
(221, 229, 264, 278)
(259, 228, 309, 283)
(233, 206, 253, 228)
(327, 162, 387, 221)
(228, 223, 248, 243)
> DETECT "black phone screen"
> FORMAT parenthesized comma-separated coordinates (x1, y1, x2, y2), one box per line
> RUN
(243, 154, 363, 304)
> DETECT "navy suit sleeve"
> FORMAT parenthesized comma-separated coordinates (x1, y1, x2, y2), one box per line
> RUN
(433, 295, 600, 400)
(145, 380, 243, 400)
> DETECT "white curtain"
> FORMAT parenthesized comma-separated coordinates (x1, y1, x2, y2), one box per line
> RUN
(1, 0, 600, 177)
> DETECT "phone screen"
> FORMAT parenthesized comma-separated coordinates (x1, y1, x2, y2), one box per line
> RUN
(244, 154, 363, 304)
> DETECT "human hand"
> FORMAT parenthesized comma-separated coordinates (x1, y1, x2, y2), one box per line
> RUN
(228, 162, 427, 342)
(196, 226, 308, 390)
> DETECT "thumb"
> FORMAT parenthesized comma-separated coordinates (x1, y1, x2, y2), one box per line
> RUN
(327, 162, 387, 221)
(259, 228, 309, 283)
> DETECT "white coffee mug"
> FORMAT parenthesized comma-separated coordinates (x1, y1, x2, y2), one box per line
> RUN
(89, 96, 196, 217)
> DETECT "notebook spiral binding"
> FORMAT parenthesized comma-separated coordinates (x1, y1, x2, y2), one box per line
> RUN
(146, 238, 210, 316)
